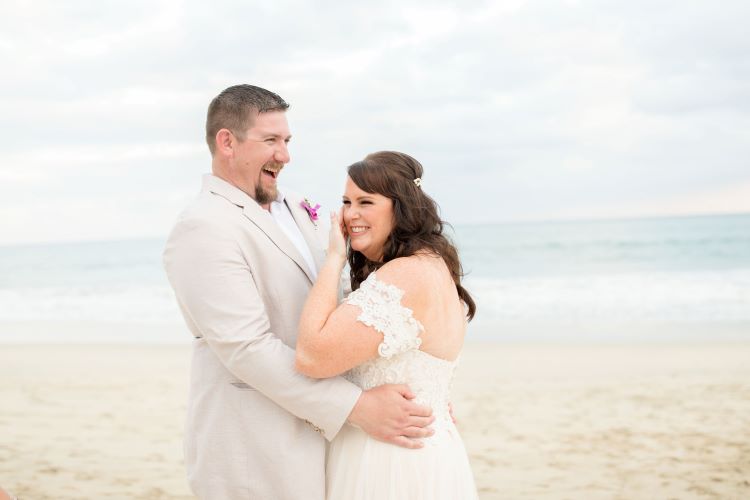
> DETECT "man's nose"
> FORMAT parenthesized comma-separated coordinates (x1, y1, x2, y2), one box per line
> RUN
(275, 142, 290, 163)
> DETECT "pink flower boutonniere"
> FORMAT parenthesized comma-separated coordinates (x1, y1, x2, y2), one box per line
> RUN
(300, 198, 321, 225)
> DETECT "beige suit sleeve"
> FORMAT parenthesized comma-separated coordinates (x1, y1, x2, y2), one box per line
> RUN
(164, 216, 361, 440)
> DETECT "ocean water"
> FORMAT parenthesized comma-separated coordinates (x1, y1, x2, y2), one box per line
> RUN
(455, 214, 750, 341)
(1, 214, 749, 343)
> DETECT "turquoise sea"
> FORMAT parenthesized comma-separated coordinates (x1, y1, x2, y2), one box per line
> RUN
(1, 213, 749, 343)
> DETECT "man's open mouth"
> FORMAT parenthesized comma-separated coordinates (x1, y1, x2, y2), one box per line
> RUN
(262, 164, 283, 179)
(262, 168, 278, 179)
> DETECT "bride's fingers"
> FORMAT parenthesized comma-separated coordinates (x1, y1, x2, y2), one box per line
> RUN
(330, 210, 347, 237)
(337, 208, 347, 237)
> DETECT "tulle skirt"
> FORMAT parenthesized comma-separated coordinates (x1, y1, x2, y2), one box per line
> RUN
(326, 423, 478, 500)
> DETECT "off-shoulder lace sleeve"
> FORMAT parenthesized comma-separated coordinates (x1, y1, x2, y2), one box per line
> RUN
(344, 272, 424, 358)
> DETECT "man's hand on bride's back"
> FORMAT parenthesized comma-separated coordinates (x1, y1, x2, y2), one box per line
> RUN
(347, 384, 435, 449)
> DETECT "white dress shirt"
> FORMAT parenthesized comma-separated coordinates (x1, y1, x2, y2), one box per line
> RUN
(269, 189, 318, 279)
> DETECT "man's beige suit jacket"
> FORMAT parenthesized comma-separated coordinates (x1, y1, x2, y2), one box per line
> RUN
(163, 174, 361, 499)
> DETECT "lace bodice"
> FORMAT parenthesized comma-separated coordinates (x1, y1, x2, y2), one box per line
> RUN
(344, 272, 459, 437)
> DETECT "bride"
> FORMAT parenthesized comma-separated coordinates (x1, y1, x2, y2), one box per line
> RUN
(295, 151, 478, 499)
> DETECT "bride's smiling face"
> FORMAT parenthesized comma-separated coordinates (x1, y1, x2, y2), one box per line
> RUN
(342, 176, 394, 262)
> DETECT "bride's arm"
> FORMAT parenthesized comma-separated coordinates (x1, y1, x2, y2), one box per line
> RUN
(296, 211, 383, 377)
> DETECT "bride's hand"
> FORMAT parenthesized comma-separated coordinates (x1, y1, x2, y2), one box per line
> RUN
(327, 209, 348, 263)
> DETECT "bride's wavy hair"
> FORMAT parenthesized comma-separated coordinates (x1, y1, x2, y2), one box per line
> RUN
(346, 151, 476, 321)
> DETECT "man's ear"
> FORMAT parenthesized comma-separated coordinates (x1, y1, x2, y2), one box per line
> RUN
(215, 129, 234, 158)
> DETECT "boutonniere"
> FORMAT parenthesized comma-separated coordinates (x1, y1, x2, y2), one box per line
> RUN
(300, 198, 321, 225)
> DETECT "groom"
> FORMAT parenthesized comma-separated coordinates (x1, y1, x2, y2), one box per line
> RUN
(163, 84, 434, 499)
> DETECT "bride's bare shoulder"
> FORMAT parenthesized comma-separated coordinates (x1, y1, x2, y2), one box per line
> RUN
(375, 253, 447, 294)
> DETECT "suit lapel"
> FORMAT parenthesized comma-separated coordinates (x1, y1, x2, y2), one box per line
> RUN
(203, 174, 316, 284)
(285, 193, 326, 273)
(242, 202, 316, 284)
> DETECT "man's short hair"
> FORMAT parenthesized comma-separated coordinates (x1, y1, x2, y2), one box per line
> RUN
(206, 84, 290, 155)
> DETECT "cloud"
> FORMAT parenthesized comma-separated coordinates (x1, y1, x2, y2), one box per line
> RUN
(1, 0, 749, 243)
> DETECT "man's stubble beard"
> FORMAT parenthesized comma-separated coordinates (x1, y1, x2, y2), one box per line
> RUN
(253, 161, 283, 205)
(253, 169, 277, 205)
(254, 182, 277, 206)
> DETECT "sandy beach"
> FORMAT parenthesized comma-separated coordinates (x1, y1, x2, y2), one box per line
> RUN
(1, 342, 749, 499)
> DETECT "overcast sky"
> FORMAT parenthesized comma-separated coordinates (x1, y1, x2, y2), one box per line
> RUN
(1, 0, 748, 244)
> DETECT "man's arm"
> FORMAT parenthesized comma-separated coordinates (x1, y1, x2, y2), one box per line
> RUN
(164, 215, 433, 445)
(349, 384, 435, 449)
(164, 215, 359, 439)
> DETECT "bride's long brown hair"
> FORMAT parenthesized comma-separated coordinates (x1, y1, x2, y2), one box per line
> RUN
(346, 151, 476, 321)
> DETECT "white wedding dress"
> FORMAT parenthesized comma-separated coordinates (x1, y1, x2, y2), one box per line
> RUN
(326, 272, 478, 500)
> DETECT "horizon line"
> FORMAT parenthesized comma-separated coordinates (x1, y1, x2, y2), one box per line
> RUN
(2, 210, 749, 248)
